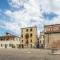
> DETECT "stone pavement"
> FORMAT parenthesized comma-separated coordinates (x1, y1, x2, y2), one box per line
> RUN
(0, 48, 60, 60)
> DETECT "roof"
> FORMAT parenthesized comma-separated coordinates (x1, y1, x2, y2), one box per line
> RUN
(21, 26, 37, 29)
(0, 32, 19, 38)
(44, 24, 60, 27)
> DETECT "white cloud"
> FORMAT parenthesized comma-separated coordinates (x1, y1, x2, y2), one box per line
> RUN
(0, 0, 60, 36)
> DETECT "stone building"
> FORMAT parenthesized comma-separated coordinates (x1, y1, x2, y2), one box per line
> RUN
(0, 32, 20, 48)
(20, 26, 37, 48)
(44, 24, 60, 49)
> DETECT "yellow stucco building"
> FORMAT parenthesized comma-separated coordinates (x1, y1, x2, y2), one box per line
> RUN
(20, 26, 37, 48)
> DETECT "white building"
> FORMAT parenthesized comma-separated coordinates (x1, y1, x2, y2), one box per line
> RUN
(39, 32, 44, 48)
(0, 33, 20, 48)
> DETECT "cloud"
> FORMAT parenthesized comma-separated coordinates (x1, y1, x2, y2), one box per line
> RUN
(0, 0, 60, 36)
(42, 11, 58, 20)
(8, 0, 28, 10)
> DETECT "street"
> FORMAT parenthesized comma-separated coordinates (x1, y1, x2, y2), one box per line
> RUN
(0, 49, 60, 60)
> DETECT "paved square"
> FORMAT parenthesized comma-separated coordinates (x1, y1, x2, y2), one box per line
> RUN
(0, 49, 60, 60)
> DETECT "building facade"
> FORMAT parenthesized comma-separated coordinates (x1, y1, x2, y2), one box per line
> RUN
(44, 24, 60, 49)
(20, 26, 37, 48)
(0, 33, 20, 48)
(39, 32, 44, 48)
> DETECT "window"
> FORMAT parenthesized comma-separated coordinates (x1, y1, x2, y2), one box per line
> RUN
(5, 37, 9, 40)
(21, 34, 23, 38)
(26, 29, 28, 32)
(40, 41, 41, 43)
(50, 28, 53, 31)
(7, 38, 9, 40)
(1, 44, 2, 47)
(30, 33, 32, 37)
(26, 40, 28, 44)
(1, 38, 3, 41)
(5, 44, 8, 48)
(48, 26, 53, 32)
(22, 40, 23, 42)
(30, 39, 32, 43)
(30, 44, 32, 48)
(9, 44, 12, 47)
(25, 33, 29, 39)
(30, 28, 32, 31)
(21, 44, 24, 48)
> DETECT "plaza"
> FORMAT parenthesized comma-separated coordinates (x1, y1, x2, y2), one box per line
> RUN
(0, 49, 60, 60)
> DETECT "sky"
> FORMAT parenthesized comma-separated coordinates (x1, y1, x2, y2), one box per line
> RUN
(0, 0, 60, 36)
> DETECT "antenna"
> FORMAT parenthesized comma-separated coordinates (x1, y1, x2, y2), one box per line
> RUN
(40, 4, 42, 12)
